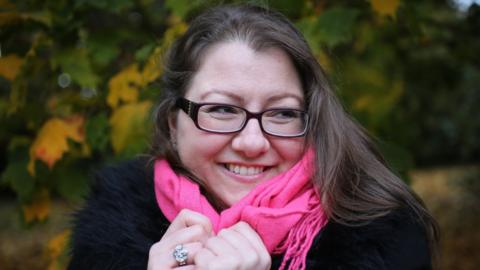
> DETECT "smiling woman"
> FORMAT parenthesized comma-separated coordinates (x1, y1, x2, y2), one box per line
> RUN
(68, 4, 439, 270)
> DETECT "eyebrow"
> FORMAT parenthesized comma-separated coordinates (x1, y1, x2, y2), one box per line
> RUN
(200, 89, 244, 103)
(199, 89, 304, 106)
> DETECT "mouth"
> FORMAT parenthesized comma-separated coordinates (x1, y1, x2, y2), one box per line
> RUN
(223, 163, 268, 176)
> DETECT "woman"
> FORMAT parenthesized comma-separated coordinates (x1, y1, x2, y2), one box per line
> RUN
(69, 4, 438, 270)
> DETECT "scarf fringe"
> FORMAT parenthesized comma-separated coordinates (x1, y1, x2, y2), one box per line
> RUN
(276, 204, 326, 270)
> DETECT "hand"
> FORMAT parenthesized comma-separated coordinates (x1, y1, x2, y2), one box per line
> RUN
(194, 221, 271, 270)
(147, 209, 213, 270)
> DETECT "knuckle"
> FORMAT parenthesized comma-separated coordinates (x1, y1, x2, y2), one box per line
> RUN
(148, 241, 163, 255)
(217, 228, 229, 237)
(189, 224, 203, 234)
(236, 221, 250, 230)
(215, 256, 240, 270)
(178, 208, 192, 216)
(244, 250, 260, 266)
(205, 236, 218, 248)
(227, 254, 241, 266)
(193, 249, 207, 263)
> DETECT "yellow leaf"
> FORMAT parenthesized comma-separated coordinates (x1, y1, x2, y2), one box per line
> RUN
(140, 22, 188, 83)
(28, 115, 85, 175)
(370, 0, 400, 18)
(45, 229, 71, 270)
(107, 64, 142, 108)
(163, 22, 188, 47)
(107, 24, 188, 110)
(142, 48, 162, 83)
(0, 54, 24, 80)
(46, 230, 70, 259)
(109, 101, 152, 153)
(22, 189, 50, 223)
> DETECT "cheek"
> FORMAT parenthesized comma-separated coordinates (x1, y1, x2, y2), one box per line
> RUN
(271, 138, 306, 165)
(175, 119, 230, 165)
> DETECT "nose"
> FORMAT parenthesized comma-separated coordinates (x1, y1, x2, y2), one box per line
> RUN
(231, 119, 270, 158)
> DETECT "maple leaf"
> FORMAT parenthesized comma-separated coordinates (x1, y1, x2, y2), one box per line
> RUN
(107, 64, 142, 109)
(0, 54, 24, 80)
(22, 189, 50, 223)
(28, 115, 85, 175)
(109, 101, 152, 153)
(370, 0, 400, 18)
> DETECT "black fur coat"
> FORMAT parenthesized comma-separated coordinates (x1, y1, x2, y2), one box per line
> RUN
(68, 159, 432, 269)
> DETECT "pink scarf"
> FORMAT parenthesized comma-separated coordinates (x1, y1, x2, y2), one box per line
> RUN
(154, 150, 328, 270)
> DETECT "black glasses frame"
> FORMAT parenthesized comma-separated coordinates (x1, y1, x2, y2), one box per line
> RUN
(175, 97, 308, 138)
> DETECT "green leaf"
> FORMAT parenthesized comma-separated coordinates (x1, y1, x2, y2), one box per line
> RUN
(165, 0, 205, 19)
(2, 143, 35, 202)
(86, 113, 110, 152)
(2, 161, 35, 201)
(88, 35, 121, 67)
(135, 43, 155, 62)
(314, 7, 360, 48)
(53, 164, 89, 203)
(267, 0, 306, 18)
(51, 48, 99, 88)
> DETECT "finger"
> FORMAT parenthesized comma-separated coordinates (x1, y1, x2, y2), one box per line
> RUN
(193, 247, 216, 269)
(161, 224, 211, 250)
(164, 209, 213, 237)
(176, 265, 196, 270)
(231, 222, 268, 253)
(150, 241, 203, 269)
(217, 228, 261, 267)
(170, 242, 203, 268)
(203, 234, 237, 256)
(176, 266, 195, 270)
(230, 222, 271, 267)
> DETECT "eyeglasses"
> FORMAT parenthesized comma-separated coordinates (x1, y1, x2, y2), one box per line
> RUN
(175, 97, 308, 138)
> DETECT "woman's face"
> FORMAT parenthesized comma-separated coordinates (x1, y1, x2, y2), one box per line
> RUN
(170, 41, 305, 207)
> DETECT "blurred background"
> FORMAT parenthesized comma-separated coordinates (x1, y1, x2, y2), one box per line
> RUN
(0, 0, 479, 269)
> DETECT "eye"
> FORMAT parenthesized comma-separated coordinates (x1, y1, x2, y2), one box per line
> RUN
(200, 104, 243, 120)
(204, 105, 239, 114)
(267, 109, 301, 119)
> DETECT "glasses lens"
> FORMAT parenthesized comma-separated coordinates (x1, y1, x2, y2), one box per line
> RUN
(197, 104, 246, 132)
(262, 109, 307, 137)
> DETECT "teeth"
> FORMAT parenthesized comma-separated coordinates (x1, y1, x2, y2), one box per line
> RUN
(226, 164, 264, 176)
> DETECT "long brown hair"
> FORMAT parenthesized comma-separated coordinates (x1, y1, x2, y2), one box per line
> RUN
(150, 4, 439, 257)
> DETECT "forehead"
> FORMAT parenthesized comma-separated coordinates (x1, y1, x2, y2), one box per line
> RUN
(185, 41, 303, 105)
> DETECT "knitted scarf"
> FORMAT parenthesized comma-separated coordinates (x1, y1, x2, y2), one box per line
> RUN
(153, 150, 328, 270)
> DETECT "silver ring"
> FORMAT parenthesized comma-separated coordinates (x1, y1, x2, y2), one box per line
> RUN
(173, 244, 188, 266)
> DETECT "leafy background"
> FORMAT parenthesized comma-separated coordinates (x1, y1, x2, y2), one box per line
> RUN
(0, 0, 479, 269)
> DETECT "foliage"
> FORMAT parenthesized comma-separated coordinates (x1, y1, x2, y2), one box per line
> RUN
(0, 0, 479, 228)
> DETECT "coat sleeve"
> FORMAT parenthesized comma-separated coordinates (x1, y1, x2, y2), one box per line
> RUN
(305, 208, 433, 270)
(68, 159, 168, 270)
